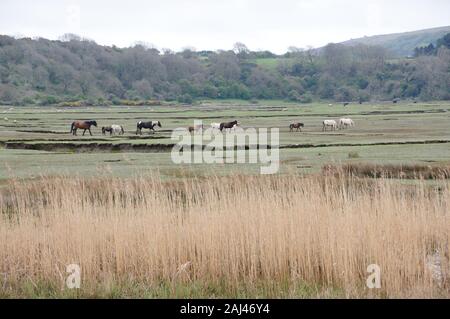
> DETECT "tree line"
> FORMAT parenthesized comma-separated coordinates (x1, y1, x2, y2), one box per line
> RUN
(0, 33, 449, 106)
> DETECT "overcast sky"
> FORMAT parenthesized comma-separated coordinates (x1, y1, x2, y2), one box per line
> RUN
(1, 0, 449, 53)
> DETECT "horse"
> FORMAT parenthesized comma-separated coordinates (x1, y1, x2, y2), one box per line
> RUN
(338, 118, 354, 129)
(210, 122, 221, 130)
(102, 125, 125, 136)
(220, 120, 238, 132)
(289, 122, 304, 132)
(343, 102, 350, 107)
(188, 124, 204, 134)
(70, 120, 97, 136)
(136, 121, 161, 135)
(322, 120, 338, 131)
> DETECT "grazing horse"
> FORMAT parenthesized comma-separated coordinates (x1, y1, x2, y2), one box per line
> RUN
(102, 125, 125, 136)
(338, 118, 355, 129)
(322, 120, 337, 131)
(220, 120, 238, 132)
(70, 120, 97, 136)
(188, 124, 204, 133)
(289, 122, 304, 132)
(136, 121, 161, 135)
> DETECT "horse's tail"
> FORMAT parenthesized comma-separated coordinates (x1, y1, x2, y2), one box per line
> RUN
(70, 122, 75, 133)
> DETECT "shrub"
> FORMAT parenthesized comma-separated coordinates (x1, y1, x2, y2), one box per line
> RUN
(348, 151, 360, 159)
(178, 94, 194, 104)
(299, 93, 313, 104)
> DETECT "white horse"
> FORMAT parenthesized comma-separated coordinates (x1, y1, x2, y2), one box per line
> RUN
(338, 118, 355, 129)
(210, 122, 221, 129)
(103, 124, 125, 135)
(322, 120, 338, 131)
(111, 124, 125, 135)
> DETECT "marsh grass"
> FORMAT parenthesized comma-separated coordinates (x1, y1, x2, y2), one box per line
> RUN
(325, 163, 450, 180)
(0, 171, 449, 298)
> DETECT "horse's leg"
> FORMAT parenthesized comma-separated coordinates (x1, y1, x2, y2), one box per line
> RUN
(89, 128, 92, 136)
(82, 129, 86, 136)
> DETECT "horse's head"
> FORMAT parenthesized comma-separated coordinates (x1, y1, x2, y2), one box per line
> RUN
(157, 121, 162, 128)
(300, 123, 304, 127)
(101, 127, 106, 134)
(91, 121, 98, 127)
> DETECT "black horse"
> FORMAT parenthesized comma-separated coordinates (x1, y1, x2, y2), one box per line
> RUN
(289, 122, 304, 132)
(70, 120, 97, 136)
(102, 126, 113, 135)
(136, 121, 162, 135)
(220, 120, 238, 132)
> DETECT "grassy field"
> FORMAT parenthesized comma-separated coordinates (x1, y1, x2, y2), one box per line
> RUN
(1, 101, 450, 298)
(1, 101, 450, 179)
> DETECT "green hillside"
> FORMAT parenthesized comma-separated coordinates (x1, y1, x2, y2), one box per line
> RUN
(341, 26, 450, 57)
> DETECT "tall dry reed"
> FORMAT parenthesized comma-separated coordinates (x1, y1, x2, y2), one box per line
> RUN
(0, 172, 449, 298)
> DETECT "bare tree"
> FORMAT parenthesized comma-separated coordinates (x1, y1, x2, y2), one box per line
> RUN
(233, 42, 250, 58)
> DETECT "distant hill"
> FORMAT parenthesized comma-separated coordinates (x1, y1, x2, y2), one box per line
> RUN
(1, 29, 449, 106)
(340, 26, 450, 57)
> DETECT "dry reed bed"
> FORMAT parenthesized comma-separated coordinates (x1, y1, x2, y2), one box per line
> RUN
(324, 163, 450, 179)
(0, 173, 449, 298)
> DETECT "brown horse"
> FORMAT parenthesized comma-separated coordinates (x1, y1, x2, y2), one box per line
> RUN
(188, 124, 204, 133)
(70, 120, 98, 136)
